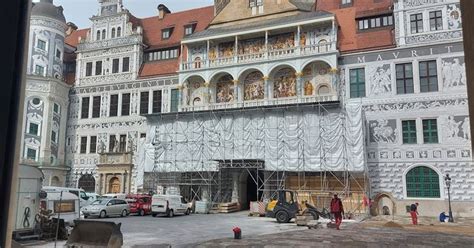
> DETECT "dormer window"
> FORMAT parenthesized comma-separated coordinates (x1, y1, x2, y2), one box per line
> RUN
(249, 0, 263, 7)
(184, 24, 196, 36)
(162, 28, 173, 39)
(341, 0, 352, 7)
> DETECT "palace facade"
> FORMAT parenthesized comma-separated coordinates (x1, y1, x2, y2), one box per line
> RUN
(21, 0, 474, 217)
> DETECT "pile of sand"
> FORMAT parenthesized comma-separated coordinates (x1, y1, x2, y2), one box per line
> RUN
(383, 221, 404, 229)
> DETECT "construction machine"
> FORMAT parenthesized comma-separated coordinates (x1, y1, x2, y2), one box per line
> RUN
(266, 190, 332, 223)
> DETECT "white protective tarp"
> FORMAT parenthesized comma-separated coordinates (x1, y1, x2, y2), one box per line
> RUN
(143, 103, 365, 173)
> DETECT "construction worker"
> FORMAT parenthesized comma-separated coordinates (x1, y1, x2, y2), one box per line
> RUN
(330, 194, 344, 230)
(410, 203, 419, 225)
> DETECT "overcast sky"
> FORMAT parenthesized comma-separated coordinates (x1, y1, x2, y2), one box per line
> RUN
(44, 0, 214, 28)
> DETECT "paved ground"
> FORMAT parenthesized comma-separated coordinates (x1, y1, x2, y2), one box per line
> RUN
(94, 211, 306, 247)
(193, 220, 474, 248)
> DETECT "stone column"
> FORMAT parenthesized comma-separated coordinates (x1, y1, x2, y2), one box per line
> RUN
(233, 80, 240, 103)
(295, 72, 303, 97)
(231, 172, 240, 203)
(102, 173, 107, 194)
(120, 173, 125, 193)
(264, 76, 270, 103)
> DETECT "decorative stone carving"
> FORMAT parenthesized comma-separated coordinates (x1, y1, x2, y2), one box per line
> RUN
(363, 98, 468, 113)
(406, 31, 463, 44)
(443, 115, 470, 143)
(442, 57, 466, 88)
(447, 4, 462, 30)
(77, 35, 142, 52)
(367, 64, 391, 96)
(369, 119, 398, 143)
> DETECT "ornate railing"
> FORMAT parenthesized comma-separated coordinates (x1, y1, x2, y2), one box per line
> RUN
(179, 94, 338, 112)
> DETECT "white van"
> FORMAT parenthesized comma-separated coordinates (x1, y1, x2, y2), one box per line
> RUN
(151, 195, 191, 217)
(40, 191, 80, 226)
(102, 193, 126, 199)
(43, 186, 93, 209)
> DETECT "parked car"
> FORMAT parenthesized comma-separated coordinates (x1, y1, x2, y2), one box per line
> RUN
(85, 193, 101, 202)
(126, 194, 152, 216)
(82, 198, 130, 218)
(151, 195, 191, 217)
(102, 193, 126, 199)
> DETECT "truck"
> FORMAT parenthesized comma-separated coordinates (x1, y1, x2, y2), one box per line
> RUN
(151, 195, 191, 217)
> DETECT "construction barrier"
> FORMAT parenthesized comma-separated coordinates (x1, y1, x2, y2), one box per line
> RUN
(195, 201, 210, 214)
(249, 201, 266, 216)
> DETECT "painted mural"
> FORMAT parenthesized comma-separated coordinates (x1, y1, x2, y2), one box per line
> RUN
(187, 77, 207, 106)
(273, 68, 296, 98)
(244, 71, 264, 101)
(302, 62, 332, 96)
(239, 37, 265, 55)
(268, 33, 295, 50)
(218, 42, 235, 58)
(443, 115, 470, 143)
(216, 75, 235, 103)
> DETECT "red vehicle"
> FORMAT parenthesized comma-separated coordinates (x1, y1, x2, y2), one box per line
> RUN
(126, 194, 152, 216)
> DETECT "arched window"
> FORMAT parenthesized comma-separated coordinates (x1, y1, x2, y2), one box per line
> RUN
(318, 39, 328, 52)
(51, 176, 61, 187)
(318, 85, 330, 95)
(117, 27, 122, 37)
(96, 30, 101, 41)
(194, 57, 202, 69)
(102, 29, 106, 40)
(78, 174, 96, 193)
(406, 166, 440, 198)
(111, 28, 116, 38)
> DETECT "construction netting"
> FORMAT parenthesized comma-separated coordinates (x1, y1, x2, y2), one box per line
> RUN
(137, 103, 365, 179)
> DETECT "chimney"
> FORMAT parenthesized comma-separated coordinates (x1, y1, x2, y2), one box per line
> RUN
(66, 22, 78, 36)
(157, 4, 171, 19)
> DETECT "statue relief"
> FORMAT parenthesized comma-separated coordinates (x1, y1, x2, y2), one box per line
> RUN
(442, 58, 466, 88)
(243, 71, 264, 101)
(368, 65, 391, 96)
(216, 75, 235, 103)
(273, 68, 296, 98)
(369, 119, 398, 143)
(444, 115, 470, 142)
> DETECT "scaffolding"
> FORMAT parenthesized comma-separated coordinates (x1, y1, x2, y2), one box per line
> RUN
(144, 101, 369, 215)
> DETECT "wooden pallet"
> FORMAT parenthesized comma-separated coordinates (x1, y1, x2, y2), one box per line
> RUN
(217, 202, 239, 213)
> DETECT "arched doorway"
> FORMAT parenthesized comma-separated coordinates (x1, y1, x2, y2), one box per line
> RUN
(50, 176, 61, 187)
(372, 193, 396, 216)
(78, 174, 96, 193)
(239, 170, 264, 210)
(109, 177, 121, 194)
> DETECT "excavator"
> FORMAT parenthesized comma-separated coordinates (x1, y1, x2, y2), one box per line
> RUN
(266, 190, 332, 223)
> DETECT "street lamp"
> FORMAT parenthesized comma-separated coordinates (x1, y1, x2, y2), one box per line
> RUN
(444, 174, 454, 223)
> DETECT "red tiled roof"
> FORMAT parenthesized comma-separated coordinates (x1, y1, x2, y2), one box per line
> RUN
(65, 28, 89, 47)
(140, 6, 215, 51)
(139, 59, 179, 79)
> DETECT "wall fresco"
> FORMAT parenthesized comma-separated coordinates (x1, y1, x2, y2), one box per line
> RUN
(187, 77, 207, 106)
(442, 57, 466, 88)
(273, 68, 296, 98)
(244, 71, 265, 101)
(218, 42, 235, 58)
(238, 37, 265, 54)
(216, 75, 235, 103)
(268, 33, 294, 50)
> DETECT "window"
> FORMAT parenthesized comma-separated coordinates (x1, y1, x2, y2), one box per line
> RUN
(112, 58, 119, 73)
(122, 57, 130, 72)
(430, 11, 443, 31)
(28, 123, 39, 135)
(350, 68, 366, 98)
(423, 119, 438, 143)
(341, 0, 352, 4)
(111, 28, 116, 38)
(117, 27, 121, 37)
(86, 62, 93, 76)
(81, 97, 90, 119)
(37, 39, 46, 50)
(26, 148, 37, 161)
(90, 136, 97, 154)
(419, 61, 438, 92)
(53, 103, 60, 114)
(102, 29, 106, 40)
(80, 137, 87, 154)
(140, 92, 149, 115)
(184, 24, 195, 36)
(170, 89, 179, 112)
(249, 0, 263, 7)
(110, 94, 118, 117)
(121, 93, 131, 116)
(162, 28, 172, 39)
(109, 134, 116, 152)
(119, 135, 127, 152)
(145, 48, 179, 62)
(35, 65, 45, 75)
(56, 49, 61, 59)
(152, 90, 162, 113)
(97, 30, 101, 41)
(51, 130, 57, 143)
(92, 96, 101, 118)
(402, 120, 417, 144)
(396, 63, 414, 94)
(358, 15, 393, 30)
(95, 61, 102, 75)
(410, 13, 424, 34)
(140, 133, 146, 138)
(406, 166, 440, 198)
